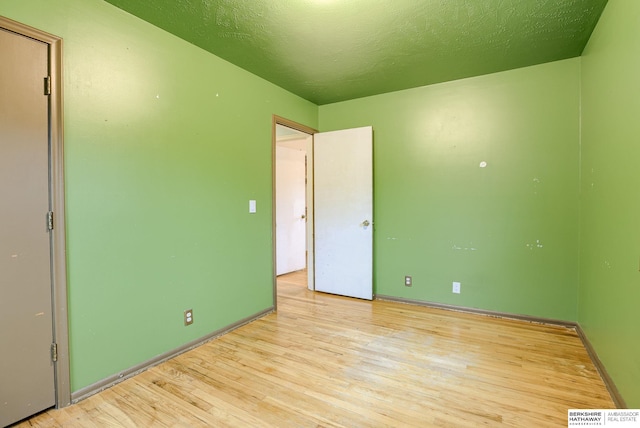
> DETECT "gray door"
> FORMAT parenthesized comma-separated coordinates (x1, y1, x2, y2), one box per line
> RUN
(0, 27, 56, 426)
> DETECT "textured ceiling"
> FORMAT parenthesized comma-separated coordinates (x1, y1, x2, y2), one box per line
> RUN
(103, 0, 607, 105)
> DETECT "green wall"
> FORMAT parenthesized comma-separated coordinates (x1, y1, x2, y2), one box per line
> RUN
(0, 0, 317, 392)
(3, 0, 637, 409)
(319, 59, 581, 321)
(579, 0, 640, 408)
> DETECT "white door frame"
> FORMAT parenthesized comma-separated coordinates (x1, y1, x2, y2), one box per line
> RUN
(272, 116, 317, 308)
(0, 16, 70, 408)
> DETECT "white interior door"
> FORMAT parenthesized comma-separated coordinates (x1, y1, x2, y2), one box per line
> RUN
(314, 126, 373, 300)
(276, 145, 307, 275)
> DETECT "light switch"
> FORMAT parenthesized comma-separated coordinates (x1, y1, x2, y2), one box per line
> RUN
(249, 199, 256, 213)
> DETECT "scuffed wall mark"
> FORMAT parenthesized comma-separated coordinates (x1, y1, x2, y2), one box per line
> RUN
(526, 240, 544, 250)
(387, 237, 398, 241)
(604, 260, 611, 269)
(452, 244, 477, 251)
(533, 177, 540, 195)
(35, 312, 45, 317)
(11, 254, 18, 258)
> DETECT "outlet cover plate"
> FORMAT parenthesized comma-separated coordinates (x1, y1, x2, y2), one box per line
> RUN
(184, 309, 194, 326)
(452, 282, 461, 294)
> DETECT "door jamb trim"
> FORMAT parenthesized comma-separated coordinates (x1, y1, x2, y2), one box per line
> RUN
(0, 16, 70, 408)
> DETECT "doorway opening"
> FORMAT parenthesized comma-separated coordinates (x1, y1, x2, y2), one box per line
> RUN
(272, 117, 374, 306)
(272, 117, 317, 307)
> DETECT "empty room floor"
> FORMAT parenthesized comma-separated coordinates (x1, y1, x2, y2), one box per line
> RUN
(17, 271, 614, 427)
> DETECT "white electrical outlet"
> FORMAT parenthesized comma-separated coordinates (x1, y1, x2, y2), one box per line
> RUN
(404, 276, 412, 287)
(452, 282, 461, 294)
(184, 309, 194, 326)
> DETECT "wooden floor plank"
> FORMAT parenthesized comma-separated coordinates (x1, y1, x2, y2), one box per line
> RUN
(14, 270, 615, 427)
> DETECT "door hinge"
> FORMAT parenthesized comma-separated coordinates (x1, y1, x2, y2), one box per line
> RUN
(44, 76, 51, 95)
(51, 343, 58, 362)
(47, 211, 54, 230)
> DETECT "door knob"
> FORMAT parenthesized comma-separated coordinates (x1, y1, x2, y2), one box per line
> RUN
(361, 220, 370, 227)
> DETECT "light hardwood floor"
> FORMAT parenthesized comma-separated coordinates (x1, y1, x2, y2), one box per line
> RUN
(17, 270, 614, 427)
